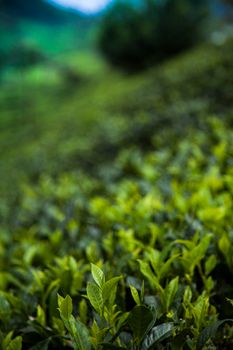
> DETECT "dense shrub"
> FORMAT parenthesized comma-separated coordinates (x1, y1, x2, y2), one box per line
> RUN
(98, 0, 209, 71)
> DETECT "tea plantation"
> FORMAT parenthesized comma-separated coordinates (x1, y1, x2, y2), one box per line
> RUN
(0, 37, 233, 349)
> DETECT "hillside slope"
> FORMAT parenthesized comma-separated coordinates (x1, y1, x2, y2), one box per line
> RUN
(0, 37, 232, 214)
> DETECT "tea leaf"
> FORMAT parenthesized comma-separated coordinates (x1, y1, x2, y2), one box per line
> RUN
(226, 298, 233, 307)
(87, 282, 103, 314)
(197, 319, 233, 350)
(130, 285, 141, 305)
(142, 323, 174, 350)
(6, 337, 22, 350)
(102, 276, 122, 305)
(163, 277, 179, 312)
(128, 306, 154, 344)
(2, 332, 14, 350)
(36, 305, 46, 327)
(205, 255, 217, 276)
(28, 338, 50, 350)
(58, 295, 73, 320)
(138, 260, 163, 292)
(191, 293, 209, 330)
(91, 264, 105, 288)
(71, 317, 92, 350)
(0, 294, 10, 319)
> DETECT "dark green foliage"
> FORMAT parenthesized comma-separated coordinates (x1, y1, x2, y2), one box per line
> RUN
(9, 43, 45, 68)
(98, 0, 210, 71)
(0, 0, 61, 21)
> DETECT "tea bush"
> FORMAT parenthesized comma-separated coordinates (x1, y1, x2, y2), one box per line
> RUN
(0, 118, 233, 349)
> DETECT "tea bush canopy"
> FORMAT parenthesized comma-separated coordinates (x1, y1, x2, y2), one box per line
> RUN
(0, 34, 233, 348)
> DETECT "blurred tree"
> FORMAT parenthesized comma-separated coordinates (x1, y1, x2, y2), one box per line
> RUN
(98, 0, 210, 71)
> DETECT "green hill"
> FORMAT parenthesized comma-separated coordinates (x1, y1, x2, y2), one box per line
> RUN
(0, 0, 78, 22)
(0, 1, 99, 55)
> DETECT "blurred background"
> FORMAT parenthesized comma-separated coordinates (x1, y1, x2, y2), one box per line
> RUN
(0, 0, 233, 225)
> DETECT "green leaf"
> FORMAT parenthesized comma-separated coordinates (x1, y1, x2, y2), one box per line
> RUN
(197, 319, 233, 350)
(171, 329, 191, 350)
(28, 338, 50, 350)
(138, 260, 163, 292)
(6, 337, 22, 350)
(2, 332, 13, 350)
(60, 312, 91, 350)
(130, 285, 141, 305)
(183, 286, 192, 305)
(174, 240, 195, 250)
(182, 234, 213, 276)
(79, 299, 88, 324)
(128, 306, 154, 345)
(163, 277, 179, 312)
(91, 263, 105, 287)
(0, 294, 11, 319)
(70, 316, 92, 350)
(36, 305, 46, 327)
(142, 323, 174, 350)
(191, 293, 209, 330)
(204, 255, 217, 276)
(226, 298, 233, 307)
(58, 295, 73, 320)
(218, 234, 232, 268)
(102, 276, 122, 306)
(87, 282, 103, 314)
(92, 327, 109, 345)
(159, 255, 180, 281)
(117, 312, 129, 331)
(52, 317, 65, 335)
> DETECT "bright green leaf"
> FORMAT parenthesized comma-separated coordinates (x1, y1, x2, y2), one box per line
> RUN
(102, 276, 122, 306)
(58, 294, 73, 320)
(6, 337, 22, 350)
(163, 277, 179, 312)
(87, 282, 103, 314)
(130, 285, 141, 305)
(91, 264, 105, 288)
